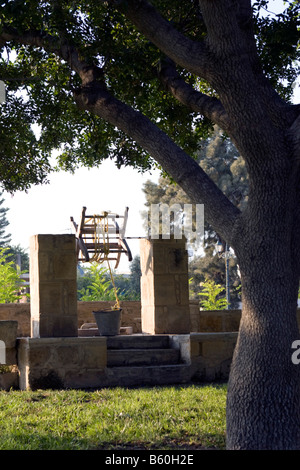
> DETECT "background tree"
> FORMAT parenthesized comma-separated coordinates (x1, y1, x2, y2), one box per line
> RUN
(199, 278, 228, 311)
(0, 192, 30, 273)
(78, 264, 119, 302)
(127, 255, 141, 300)
(189, 246, 241, 307)
(1, 0, 300, 450)
(0, 247, 27, 303)
(6, 244, 29, 271)
(77, 258, 141, 301)
(142, 126, 245, 305)
(0, 192, 29, 270)
(0, 191, 11, 246)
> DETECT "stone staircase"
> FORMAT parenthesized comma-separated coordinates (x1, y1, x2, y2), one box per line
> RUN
(103, 334, 192, 387)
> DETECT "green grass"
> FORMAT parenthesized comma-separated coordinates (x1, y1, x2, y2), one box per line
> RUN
(0, 384, 227, 450)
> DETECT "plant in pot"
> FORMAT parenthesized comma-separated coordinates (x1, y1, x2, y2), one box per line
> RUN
(92, 276, 122, 336)
(79, 263, 122, 336)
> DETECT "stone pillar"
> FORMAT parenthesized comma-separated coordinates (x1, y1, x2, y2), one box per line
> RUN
(140, 237, 190, 334)
(30, 234, 78, 338)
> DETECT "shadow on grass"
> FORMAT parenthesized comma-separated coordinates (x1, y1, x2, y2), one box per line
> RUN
(0, 431, 91, 450)
(0, 382, 227, 451)
(0, 431, 225, 451)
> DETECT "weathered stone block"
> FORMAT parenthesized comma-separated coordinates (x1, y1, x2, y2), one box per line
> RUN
(202, 339, 234, 358)
(30, 234, 78, 337)
(0, 321, 18, 365)
(0, 321, 18, 348)
(199, 313, 223, 332)
(190, 332, 238, 381)
(190, 339, 202, 357)
(140, 238, 190, 334)
(18, 337, 107, 390)
(199, 310, 242, 332)
(0, 370, 19, 390)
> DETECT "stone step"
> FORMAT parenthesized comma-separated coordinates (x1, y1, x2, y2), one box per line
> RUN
(104, 364, 192, 387)
(106, 334, 171, 350)
(78, 327, 133, 337)
(107, 348, 180, 367)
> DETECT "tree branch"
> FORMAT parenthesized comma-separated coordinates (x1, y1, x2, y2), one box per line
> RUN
(198, 0, 299, 129)
(74, 81, 240, 241)
(158, 59, 231, 133)
(1, 15, 241, 241)
(113, 0, 213, 79)
(0, 26, 99, 85)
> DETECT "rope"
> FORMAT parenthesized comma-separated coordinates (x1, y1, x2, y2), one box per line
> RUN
(89, 212, 120, 310)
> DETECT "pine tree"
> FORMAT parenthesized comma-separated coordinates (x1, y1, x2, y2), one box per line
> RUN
(0, 191, 11, 247)
(128, 255, 141, 299)
(142, 126, 249, 240)
(142, 127, 246, 306)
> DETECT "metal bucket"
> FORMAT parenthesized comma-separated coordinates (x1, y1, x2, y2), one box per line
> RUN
(92, 308, 122, 336)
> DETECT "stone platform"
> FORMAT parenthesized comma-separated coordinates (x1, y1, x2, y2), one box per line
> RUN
(15, 332, 238, 390)
(0, 235, 239, 390)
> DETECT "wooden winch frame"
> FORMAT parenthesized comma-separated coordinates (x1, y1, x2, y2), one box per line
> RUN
(71, 206, 133, 269)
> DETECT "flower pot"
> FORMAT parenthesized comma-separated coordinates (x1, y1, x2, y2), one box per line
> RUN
(92, 308, 122, 336)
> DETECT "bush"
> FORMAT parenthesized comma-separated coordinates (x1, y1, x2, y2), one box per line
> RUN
(199, 279, 227, 310)
(0, 247, 28, 303)
(78, 263, 118, 301)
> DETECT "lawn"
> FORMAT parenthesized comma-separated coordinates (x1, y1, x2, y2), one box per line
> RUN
(0, 384, 227, 450)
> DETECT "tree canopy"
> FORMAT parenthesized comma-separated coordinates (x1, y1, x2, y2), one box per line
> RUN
(0, 1, 299, 192)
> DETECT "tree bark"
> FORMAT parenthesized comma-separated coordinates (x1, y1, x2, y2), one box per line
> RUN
(227, 238, 300, 449)
(226, 126, 300, 448)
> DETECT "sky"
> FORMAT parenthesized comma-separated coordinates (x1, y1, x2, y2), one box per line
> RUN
(1, 0, 299, 273)
(3, 161, 160, 273)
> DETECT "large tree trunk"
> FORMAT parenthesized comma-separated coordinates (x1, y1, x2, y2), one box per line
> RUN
(226, 265, 300, 449)
(226, 152, 300, 449)
(227, 278, 300, 449)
